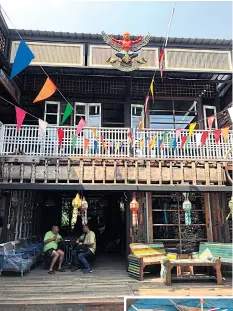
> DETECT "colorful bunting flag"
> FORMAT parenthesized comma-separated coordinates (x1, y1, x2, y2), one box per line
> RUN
(72, 134, 77, 153)
(213, 129, 221, 144)
(201, 131, 208, 147)
(150, 78, 154, 103)
(84, 138, 89, 153)
(115, 142, 120, 154)
(169, 138, 175, 151)
(57, 128, 64, 149)
(10, 40, 35, 78)
(15, 106, 26, 131)
(175, 128, 182, 140)
(189, 122, 196, 136)
(61, 103, 73, 125)
(185, 136, 191, 148)
(92, 128, 98, 140)
(138, 118, 143, 132)
(94, 140, 98, 153)
(196, 133, 202, 147)
(140, 139, 144, 149)
(38, 119, 47, 137)
(159, 48, 165, 78)
(173, 138, 177, 149)
(100, 135, 106, 152)
(181, 136, 188, 149)
(221, 126, 229, 142)
(228, 106, 233, 122)
(149, 136, 156, 150)
(75, 118, 86, 136)
(158, 139, 164, 149)
(162, 131, 168, 142)
(207, 115, 215, 130)
(33, 77, 57, 103)
(144, 95, 149, 114)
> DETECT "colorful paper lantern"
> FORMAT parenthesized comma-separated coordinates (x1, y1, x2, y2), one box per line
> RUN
(130, 193, 139, 226)
(81, 196, 88, 225)
(226, 196, 233, 221)
(182, 199, 192, 225)
(71, 193, 82, 229)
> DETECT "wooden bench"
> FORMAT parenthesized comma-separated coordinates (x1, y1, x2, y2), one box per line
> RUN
(161, 242, 232, 285)
(128, 243, 166, 281)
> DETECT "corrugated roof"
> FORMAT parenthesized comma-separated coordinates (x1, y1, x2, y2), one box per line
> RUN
(8, 29, 232, 48)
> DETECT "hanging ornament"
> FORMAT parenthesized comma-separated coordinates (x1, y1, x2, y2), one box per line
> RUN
(81, 196, 88, 225)
(71, 193, 82, 229)
(182, 193, 192, 225)
(226, 196, 233, 221)
(130, 193, 139, 227)
(120, 199, 125, 213)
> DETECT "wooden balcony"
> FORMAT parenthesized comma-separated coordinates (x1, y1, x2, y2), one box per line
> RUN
(0, 124, 232, 189)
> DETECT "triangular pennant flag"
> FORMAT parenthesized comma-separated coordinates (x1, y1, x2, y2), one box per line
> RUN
(228, 106, 233, 122)
(140, 139, 144, 149)
(150, 79, 154, 103)
(149, 135, 156, 150)
(38, 119, 48, 137)
(11, 40, 35, 78)
(92, 128, 98, 140)
(115, 142, 120, 154)
(57, 128, 64, 149)
(145, 95, 149, 113)
(184, 136, 191, 148)
(61, 103, 73, 125)
(213, 129, 221, 144)
(189, 122, 196, 136)
(138, 118, 143, 131)
(176, 128, 182, 140)
(15, 106, 26, 131)
(169, 138, 175, 151)
(75, 118, 86, 136)
(207, 115, 215, 131)
(173, 138, 177, 149)
(181, 136, 188, 149)
(94, 140, 98, 154)
(159, 48, 165, 79)
(100, 135, 106, 152)
(33, 78, 57, 103)
(158, 139, 163, 149)
(221, 126, 229, 142)
(201, 131, 209, 147)
(72, 134, 77, 153)
(84, 138, 89, 153)
(196, 133, 202, 147)
(162, 131, 168, 143)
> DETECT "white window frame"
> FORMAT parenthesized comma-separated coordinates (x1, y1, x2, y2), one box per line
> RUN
(44, 101, 60, 125)
(203, 105, 218, 129)
(74, 102, 101, 127)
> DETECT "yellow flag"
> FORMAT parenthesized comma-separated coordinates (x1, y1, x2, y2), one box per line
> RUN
(92, 128, 98, 140)
(140, 139, 144, 149)
(189, 122, 197, 136)
(115, 142, 120, 154)
(149, 135, 156, 150)
(150, 80, 154, 97)
(221, 126, 229, 142)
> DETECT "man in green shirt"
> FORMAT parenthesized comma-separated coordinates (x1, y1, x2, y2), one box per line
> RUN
(72, 224, 96, 274)
(44, 225, 65, 274)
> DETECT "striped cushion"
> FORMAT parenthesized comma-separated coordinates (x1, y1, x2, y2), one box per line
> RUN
(130, 243, 166, 258)
(199, 242, 232, 264)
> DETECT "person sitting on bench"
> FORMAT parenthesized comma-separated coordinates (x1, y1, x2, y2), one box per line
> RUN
(44, 225, 65, 274)
(71, 224, 96, 274)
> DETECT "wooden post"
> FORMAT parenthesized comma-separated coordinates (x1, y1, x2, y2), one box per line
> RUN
(204, 193, 213, 242)
(147, 192, 153, 243)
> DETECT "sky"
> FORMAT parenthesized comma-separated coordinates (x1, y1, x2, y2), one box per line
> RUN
(0, 0, 232, 39)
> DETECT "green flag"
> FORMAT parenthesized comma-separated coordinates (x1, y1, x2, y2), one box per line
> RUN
(162, 131, 168, 143)
(185, 136, 191, 148)
(71, 134, 77, 153)
(61, 103, 73, 125)
(169, 138, 175, 151)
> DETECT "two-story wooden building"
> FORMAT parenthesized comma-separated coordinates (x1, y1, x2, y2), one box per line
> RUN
(0, 10, 232, 258)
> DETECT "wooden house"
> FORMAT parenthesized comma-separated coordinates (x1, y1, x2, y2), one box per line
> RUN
(0, 10, 232, 257)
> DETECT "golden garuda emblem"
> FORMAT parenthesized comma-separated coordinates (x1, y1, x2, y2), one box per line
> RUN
(101, 31, 150, 72)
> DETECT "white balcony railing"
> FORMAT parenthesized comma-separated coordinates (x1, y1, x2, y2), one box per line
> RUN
(0, 124, 232, 160)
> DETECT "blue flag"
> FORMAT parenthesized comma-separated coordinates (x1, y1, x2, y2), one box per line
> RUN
(94, 140, 98, 154)
(10, 40, 35, 78)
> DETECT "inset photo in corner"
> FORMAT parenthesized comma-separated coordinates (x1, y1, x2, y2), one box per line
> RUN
(125, 298, 233, 311)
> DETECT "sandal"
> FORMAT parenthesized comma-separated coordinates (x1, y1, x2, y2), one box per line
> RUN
(48, 270, 55, 274)
(57, 268, 66, 272)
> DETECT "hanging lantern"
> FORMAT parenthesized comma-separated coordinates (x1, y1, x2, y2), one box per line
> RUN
(130, 193, 139, 227)
(226, 196, 233, 220)
(183, 199, 192, 225)
(120, 199, 125, 213)
(81, 196, 88, 225)
(71, 193, 82, 229)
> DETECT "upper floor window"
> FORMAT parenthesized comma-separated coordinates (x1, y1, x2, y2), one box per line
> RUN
(131, 104, 144, 128)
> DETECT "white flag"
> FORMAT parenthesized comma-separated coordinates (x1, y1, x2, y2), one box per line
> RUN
(196, 133, 202, 146)
(228, 106, 233, 122)
(39, 119, 48, 137)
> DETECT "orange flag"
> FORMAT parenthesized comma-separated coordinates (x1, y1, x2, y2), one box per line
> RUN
(138, 118, 143, 131)
(33, 77, 56, 103)
(84, 138, 89, 153)
(221, 126, 229, 142)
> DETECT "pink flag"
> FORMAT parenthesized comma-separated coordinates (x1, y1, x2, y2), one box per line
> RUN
(213, 129, 221, 144)
(176, 128, 182, 140)
(201, 131, 209, 147)
(145, 95, 149, 113)
(207, 115, 215, 130)
(15, 106, 26, 131)
(75, 118, 86, 136)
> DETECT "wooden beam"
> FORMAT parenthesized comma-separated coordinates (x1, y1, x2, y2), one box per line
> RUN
(147, 192, 153, 243)
(203, 193, 213, 242)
